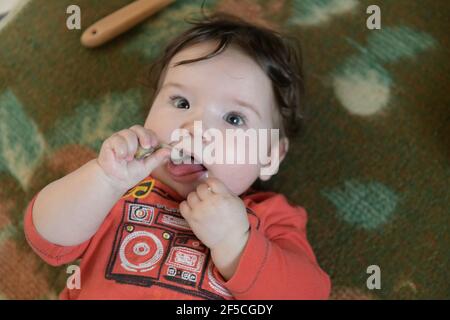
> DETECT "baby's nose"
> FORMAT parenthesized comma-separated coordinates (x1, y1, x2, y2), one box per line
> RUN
(181, 120, 208, 142)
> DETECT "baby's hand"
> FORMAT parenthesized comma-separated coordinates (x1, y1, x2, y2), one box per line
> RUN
(97, 125, 170, 190)
(179, 177, 250, 251)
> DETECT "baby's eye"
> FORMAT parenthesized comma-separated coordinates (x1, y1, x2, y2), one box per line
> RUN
(170, 96, 190, 109)
(224, 112, 246, 127)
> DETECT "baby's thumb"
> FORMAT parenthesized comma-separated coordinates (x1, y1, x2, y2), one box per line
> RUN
(143, 147, 171, 173)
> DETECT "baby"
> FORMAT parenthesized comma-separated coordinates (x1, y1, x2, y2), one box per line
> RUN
(24, 13, 330, 300)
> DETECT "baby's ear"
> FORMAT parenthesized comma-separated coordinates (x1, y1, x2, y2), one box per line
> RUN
(259, 137, 289, 181)
(278, 136, 289, 163)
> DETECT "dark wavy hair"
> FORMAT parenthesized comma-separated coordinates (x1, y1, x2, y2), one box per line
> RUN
(147, 12, 305, 138)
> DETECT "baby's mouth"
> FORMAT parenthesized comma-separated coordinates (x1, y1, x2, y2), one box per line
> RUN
(166, 151, 207, 178)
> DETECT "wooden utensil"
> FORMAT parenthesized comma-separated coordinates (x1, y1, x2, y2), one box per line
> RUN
(81, 0, 175, 48)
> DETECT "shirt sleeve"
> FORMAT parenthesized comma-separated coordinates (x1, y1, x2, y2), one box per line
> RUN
(212, 194, 331, 300)
(23, 194, 91, 267)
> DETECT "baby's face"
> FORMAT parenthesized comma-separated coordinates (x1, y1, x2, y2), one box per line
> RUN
(145, 41, 279, 198)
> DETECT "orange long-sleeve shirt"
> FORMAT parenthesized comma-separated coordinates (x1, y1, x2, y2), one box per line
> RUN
(24, 176, 330, 300)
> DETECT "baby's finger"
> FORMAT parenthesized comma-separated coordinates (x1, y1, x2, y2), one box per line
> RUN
(129, 125, 157, 149)
(205, 177, 229, 195)
(196, 183, 212, 201)
(179, 200, 191, 217)
(187, 191, 201, 208)
(116, 129, 139, 160)
(142, 147, 171, 173)
(98, 143, 117, 167)
(108, 134, 130, 160)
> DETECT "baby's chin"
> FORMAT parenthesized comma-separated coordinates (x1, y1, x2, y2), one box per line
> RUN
(151, 162, 258, 199)
(150, 165, 207, 199)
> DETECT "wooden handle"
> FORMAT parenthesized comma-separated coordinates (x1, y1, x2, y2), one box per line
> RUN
(81, 0, 174, 48)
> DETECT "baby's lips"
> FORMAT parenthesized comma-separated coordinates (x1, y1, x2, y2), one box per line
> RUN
(157, 146, 172, 161)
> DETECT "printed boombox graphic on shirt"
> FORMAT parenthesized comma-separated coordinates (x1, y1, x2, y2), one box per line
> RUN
(105, 200, 237, 299)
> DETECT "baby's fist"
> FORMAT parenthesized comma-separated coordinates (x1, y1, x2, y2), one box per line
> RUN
(97, 125, 170, 190)
(179, 177, 249, 250)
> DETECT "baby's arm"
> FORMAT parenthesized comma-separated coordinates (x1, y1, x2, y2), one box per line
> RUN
(216, 195, 331, 300)
(181, 183, 331, 299)
(32, 159, 125, 246)
(32, 125, 170, 246)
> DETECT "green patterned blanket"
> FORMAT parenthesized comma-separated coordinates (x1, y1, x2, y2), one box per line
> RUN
(0, 0, 448, 299)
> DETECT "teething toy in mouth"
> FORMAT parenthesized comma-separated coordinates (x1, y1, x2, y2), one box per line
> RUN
(134, 143, 173, 160)
(135, 142, 207, 182)
(134, 141, 186, 162)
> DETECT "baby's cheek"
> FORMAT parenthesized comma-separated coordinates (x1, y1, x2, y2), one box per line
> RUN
(211, 163, 260, 196)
